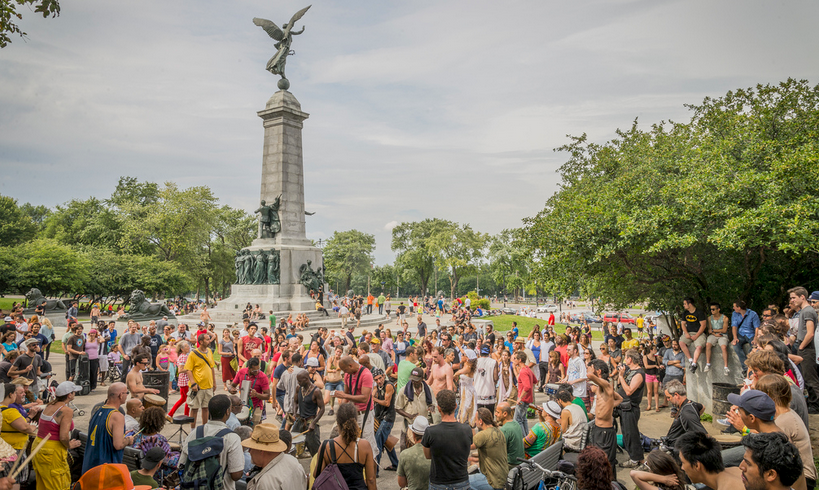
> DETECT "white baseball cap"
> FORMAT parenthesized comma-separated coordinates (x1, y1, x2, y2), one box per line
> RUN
(305, 357, 319, 367)
(464, 349, 477, 360)
(55, 381, 83, 397)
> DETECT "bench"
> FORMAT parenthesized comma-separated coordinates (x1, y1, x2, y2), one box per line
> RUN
(506, 440, 563, 490)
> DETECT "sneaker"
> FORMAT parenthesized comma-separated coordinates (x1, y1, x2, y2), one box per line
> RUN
(716, 418, 730, 426)
(703, 364, 710, 373)
(690, 363, 698, 374)
(619, 460, 642, 469)
(724, 366, 731, 376)
(328, 409, 334, 416)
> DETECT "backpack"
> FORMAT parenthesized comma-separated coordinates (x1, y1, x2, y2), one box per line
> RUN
(180, 426, 233, 490)
(313, 440, 350, 490)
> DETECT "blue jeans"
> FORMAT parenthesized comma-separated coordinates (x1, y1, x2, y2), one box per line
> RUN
(515, 402, 529, 438)
(429, 481, 470, 490)
(324, 380, 345, 392)
(375, 419, 399, 469)
(275, 393, 286, 429)
(469, 472, 503, 490)
(733, 335, 753, 372)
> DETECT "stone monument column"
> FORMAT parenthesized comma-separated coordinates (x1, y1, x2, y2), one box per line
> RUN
(257, 91, 312, 247)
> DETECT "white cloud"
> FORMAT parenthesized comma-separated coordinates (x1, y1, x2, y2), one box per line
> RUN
(1, 0, 818, 265)
(384, 221, 398, 231)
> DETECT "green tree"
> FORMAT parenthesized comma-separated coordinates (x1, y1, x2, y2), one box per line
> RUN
(0, 0, 60, 48)
(9, 239, 90, 296)
(323, 230, 375, 294)
(521, 79, 819, 313)
(0, 195, 38, 245)
(42, 197, 121, 249)
(392, 218, 451, 297)
(488, 229, 531, 299)
(428, 223, 488, 299)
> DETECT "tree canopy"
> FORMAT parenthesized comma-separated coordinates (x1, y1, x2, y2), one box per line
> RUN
(521, 78, 819, 312)
(1, 0, 61, 48)
(323, 230, 375, 294)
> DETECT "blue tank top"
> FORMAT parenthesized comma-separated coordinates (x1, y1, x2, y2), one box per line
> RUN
(82, 406, 123, 474)
(531, 343, 542, 363)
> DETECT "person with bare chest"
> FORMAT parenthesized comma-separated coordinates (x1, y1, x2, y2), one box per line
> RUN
(126, 353, 160, 400)
(587, 359, 622, 479)
(427, 347, 454, 424)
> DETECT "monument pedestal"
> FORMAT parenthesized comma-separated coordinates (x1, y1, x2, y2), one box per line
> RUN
(217, 89, 325, 318)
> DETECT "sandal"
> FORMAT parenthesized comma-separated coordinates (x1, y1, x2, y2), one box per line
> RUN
(658, 404, 668, 408)
(656, 408, 661, 412)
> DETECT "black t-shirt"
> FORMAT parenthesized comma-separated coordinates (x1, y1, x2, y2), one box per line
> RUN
(684, 309, 706, 334)
(421, 421, 473, 484)
(417, 322, 427, 337)
(397, 305, 406, 314)
(617, 367, 645, 407)
(604, 334, 623, 350)
(0, 324, 16, 337)
(486, 331, 496, 346)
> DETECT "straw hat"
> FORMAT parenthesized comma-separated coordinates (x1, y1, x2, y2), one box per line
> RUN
(241, 424, 288, 452)
(11, 377, 33, 386)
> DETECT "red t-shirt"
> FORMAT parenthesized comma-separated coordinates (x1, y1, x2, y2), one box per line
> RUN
(232, 367, 270, 409)
(241, 336, 264, 360)
(344, 366, 373, 412)
(517, 365, 537, 404)
(194, 329, 208, 345)
(548, 313, 555, 326)
(555, 345, 569, 367)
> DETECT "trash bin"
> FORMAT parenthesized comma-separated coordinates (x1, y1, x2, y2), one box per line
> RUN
(142, 370, 170, 412)
(712, 382, 741, 420)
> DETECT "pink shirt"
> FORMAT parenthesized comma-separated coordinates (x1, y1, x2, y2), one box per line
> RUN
(344, 366, 373, 412)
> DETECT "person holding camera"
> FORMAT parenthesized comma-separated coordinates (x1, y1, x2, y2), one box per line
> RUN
(617, 349, 645, 469)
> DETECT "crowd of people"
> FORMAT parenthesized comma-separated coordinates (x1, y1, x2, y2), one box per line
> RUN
(0, 286, 815, 490)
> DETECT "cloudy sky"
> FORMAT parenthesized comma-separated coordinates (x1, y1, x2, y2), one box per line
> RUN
(2, 0, 817, 263)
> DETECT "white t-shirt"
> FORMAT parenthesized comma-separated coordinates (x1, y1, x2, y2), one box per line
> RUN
(474, 357, 497, 403)
(567, 356, 587, 397)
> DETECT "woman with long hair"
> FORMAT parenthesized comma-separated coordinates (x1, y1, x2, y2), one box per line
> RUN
(497, 349, 516, 404)
(218, 329, 236, 392)
(314, 402, 376, 490)
(468, 407, 506, 490)
(304, 340, 326, 375)
(643, 343, 661, 411)
(32, 382, 82, 490)
(455, 355, 478, 425)
(629, 449, 685, 490)
(577, 446, 615, 490)
(84, 329, 100, 391)
(324, 346, 345, 415)
(168, 341, 191, 417)
(547, 350, 564, 384)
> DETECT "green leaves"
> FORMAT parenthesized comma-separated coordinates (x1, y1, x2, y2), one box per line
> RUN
(521, 78, 819, 311)
(323, 230, 375, 293)
(1, 0, 61, 48)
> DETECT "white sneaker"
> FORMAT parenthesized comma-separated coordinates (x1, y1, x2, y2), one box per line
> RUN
(724, 366, 731, 376)
(703, 364, 710, 373)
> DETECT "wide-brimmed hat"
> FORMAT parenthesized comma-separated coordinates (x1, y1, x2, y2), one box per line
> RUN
(409, 416, 429, 436)
(241, 424, 288, 452)
(11, 377, 32, 386)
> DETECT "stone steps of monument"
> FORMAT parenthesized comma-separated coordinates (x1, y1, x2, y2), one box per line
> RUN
(176, 311, 389, 331)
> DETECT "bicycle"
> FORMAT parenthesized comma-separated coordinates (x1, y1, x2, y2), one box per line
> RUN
(515, 458, 577, 490)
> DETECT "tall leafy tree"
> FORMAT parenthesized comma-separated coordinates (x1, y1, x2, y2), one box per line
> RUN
(429, 223, 488, 299)
(0, 0, 61, 48)
(323, 230, 375, 294)
(522, 79, 819, 312)
(8, 239, 90, 296)
(42, 197, 121, 249)
(0, 195, 38, 245)
(488, 229, 531, 299)
(391, 218, 451, 296)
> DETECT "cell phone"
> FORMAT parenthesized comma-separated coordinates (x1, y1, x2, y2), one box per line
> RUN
(330, 391, 336, 397)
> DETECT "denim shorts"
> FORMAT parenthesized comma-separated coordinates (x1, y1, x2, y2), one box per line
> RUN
(325, 380, 345, 392)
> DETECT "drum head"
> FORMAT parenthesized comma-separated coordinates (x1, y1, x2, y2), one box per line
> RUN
(144, 394, 166, 407)
(291, 434, 306, 445)
(237, 406, 250, 421)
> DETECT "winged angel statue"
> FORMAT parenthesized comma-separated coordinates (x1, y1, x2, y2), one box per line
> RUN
(253, 6, 311, 88)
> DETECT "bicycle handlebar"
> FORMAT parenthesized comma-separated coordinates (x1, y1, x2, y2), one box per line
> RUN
(516, 458, 573, 480)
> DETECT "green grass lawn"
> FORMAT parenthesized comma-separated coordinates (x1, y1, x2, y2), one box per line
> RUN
(0, 298, 21, 311)
(490, 315, 604, 341)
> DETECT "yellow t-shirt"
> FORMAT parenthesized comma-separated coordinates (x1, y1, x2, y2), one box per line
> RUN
(636, 318, 644, 329)
(184, 348, 216, 390)
(1, 405, 28, 449)
(621, 338, 639, 351)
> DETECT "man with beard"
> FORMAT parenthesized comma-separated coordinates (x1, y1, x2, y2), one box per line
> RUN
(739, 432, 802, 490)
